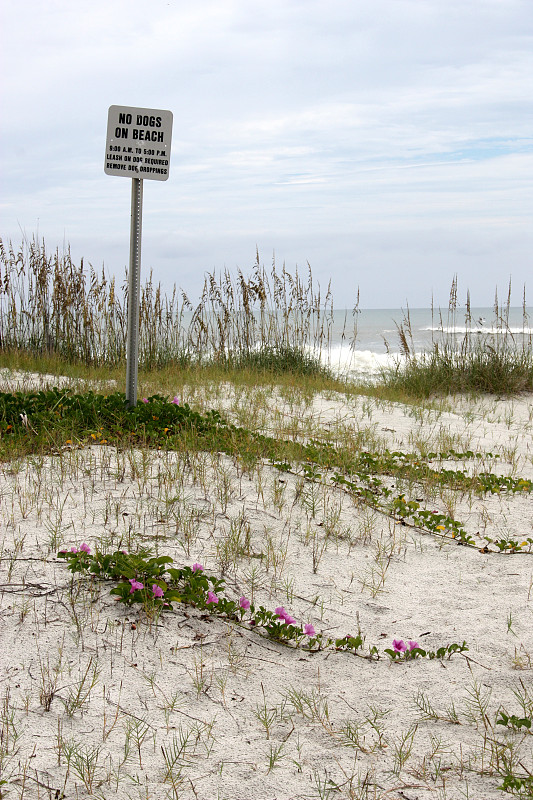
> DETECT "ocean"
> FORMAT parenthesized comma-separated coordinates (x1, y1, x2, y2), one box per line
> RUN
(324, 306, 533, 381)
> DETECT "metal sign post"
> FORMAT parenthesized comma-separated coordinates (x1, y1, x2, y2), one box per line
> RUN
(104, 105, 173, 407)
(126, 177, 143, 407)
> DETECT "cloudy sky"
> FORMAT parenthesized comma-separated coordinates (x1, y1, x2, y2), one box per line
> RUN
(1, 0, 532, 308)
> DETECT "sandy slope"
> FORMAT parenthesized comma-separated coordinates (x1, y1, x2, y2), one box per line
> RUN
(0, 373, 532, 799)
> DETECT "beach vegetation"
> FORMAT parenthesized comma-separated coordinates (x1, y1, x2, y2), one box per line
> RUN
(1, 238, 532, 799)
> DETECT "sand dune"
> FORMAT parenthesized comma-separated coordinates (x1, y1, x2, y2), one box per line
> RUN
(0, 374, 532, 799)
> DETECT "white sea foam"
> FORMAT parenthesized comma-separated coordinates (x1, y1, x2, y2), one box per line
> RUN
(420, 325, 533, 336)
(320, 345, 409, 381)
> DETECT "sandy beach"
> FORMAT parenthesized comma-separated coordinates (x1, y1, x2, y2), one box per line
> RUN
(0, 371, 532, 799)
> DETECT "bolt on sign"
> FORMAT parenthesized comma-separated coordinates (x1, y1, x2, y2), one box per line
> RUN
(105, 105, 173, 180)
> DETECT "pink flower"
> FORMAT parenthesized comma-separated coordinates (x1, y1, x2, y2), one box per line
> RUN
(142, 398, 148, 403)
(192, 563, 203, 572)
(129, 579, 144, 593)
(304, 623, 316, 637)
(275, 606, 296, 624)
(239, 596, 251, 610)
(392, 639, 407, 653)
(408, 640, 419, 651)
(80, 543, 91, 554)
(207, 591, 218, 604)
(152, 585, 164, 598)
(171, 396, 180, 405)
(70, 547, 78, 553)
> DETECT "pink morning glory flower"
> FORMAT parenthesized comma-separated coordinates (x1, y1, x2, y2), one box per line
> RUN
(207, 591, 218, 604)
(304, 623, 316, 637)
(192, 563, 203, 572)
(129, 579, 144, 593)
(80, 543, 91, 554)
(239, 596, 251, 610)
(284, 615, 296, 626)
(274, 606, 287, 620)
(152, 585, 164, 598)
(70, 547, 78, 553)
(408, 640, 419, 651)
(392, 639, 407, 653)
(171, 396, 180, 405)
(142, 398, 148, 403)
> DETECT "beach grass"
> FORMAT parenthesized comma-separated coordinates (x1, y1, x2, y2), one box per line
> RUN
(381, 279, 533, 396)
(2, 236, 531, 398)
(0, 236, 347, 376)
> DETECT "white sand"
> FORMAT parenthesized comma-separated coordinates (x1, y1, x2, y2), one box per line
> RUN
(0, 374, 532, 799)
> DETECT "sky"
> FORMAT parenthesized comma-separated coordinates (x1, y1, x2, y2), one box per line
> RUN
(1, 0, 532, 309)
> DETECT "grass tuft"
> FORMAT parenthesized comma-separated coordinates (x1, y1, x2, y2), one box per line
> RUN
(384, 341, 533, 396)
(232, 344, 329, 377)
(383, 279, 532, 396)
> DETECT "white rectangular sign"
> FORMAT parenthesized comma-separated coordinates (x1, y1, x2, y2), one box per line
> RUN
(105, 105, 173, 181)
